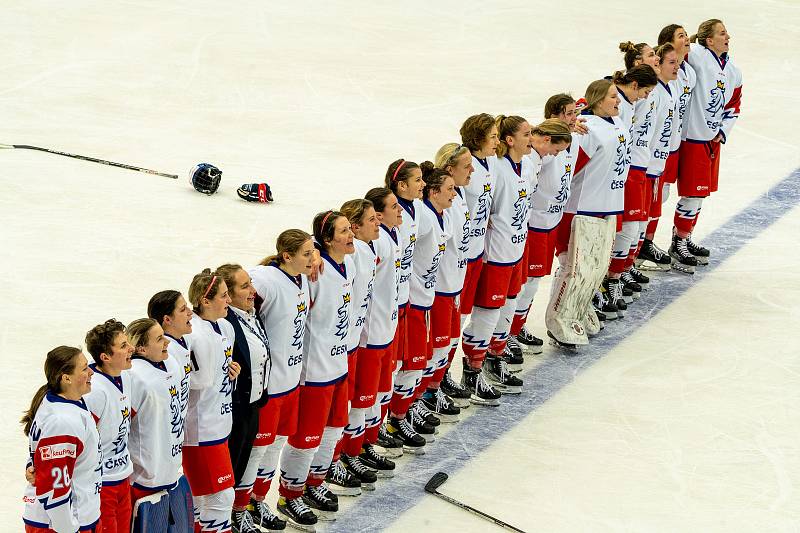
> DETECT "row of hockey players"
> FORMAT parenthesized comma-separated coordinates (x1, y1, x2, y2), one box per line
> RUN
(20, 18, 740, 533)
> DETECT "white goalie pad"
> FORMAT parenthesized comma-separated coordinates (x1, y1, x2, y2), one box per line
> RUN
(546, 215, 615, 345)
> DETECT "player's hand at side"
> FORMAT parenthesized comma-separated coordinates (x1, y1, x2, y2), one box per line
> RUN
(228, 361, 241, 380)
(25, 466, 35, 486)
(309, 250, 324, 282)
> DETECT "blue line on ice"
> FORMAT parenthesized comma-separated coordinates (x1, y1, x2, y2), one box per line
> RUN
(327, 168, 800, 533)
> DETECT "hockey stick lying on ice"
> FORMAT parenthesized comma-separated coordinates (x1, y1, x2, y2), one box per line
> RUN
(0, 143, 178, 179)
(424, 472, 528, 532)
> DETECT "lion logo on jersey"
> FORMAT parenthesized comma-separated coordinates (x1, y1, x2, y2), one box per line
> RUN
(400, 234, 416, 273)
(554, 163, 572, 204)
(168, 385, 183, 439)
(635, 100, 655, 138)
(511, 190, 529, 232)
(459, 212, 470, 253)
(706, 80, 726, 116)
(679, 85, 691, 120)
(219, 345, 234, 397)
(473, 183, 492, 226)
(179, 363, 191, 413)
(335, 294, 351, 340)
(291, 302, 307, 350)
(613, 134, 629, 176)
(423, 243, 447, 289)
(659, 108, 674, 147)
(111, 407, 130, 455)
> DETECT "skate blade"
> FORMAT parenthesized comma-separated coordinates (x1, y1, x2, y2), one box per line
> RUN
(421, 433, 435, 443)
(375, 445, 403, 459)
(506, 362, 523, 372)
(281, 516, 317, 532)
(670, 259, 696, 274)
(602, 312, 618, 321)
(635, 259, 671, 272)
(497, 386, 523, 395)
(403, 445, 426, 455)
(449, 397, 471, 409)
(469, 395, 500, 407)
(313, 511, 338, 522)
(361, 482, 376, 491)
(694, 256, 710, 266)
(375, 469, 395, 479)
(326, 485, 362, 497)
(631, 291, 641, 300)
(434, 412, 461, 423)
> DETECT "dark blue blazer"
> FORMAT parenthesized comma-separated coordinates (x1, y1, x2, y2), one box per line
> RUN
(224, 307, 269, 408)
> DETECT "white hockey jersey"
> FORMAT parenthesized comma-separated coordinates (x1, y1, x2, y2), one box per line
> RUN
(249, 264, 310, 397)
(23, 392, 102, 532)
(184, 315, 235, 446)
(348, 239, 377, 352)
(629, 91, 657, 170)
(684, 43, 742, 143)
(671, 61, 697, 149)
(646, 80, 677, 177)
(484, 154, 533, 265)
(617, 87, 637, 134)
(302, 251, 355, 385)
(463, 155, 498, 261)
(435, 188, 470, 297)
(567, 114, 630, 216)
(396, 197, 420, 307)
(529, 133, 580, 231)
(128, 354, 185, 491)
(83, 366, 133, 484)
(164, 334, 192, 422)
(409, 199, 449, 309)
(361, 225, 401, 349)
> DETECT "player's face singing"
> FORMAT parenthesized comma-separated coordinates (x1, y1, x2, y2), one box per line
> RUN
(400, 167, 424, 200)
(103, 332, 135, 373)
(203, 281, 232, 320)
(63, 352, 93, 398)
(640, 45, 660, 68)
(671, 27, 689, 58)
(329, 216, 355, 256)
(230, 269, 257, 313)
(660, 51, 679, 82)
(476, 125, 499, 158)
(597, 85, 620, 117)
(377, 193, 403, 228)
(429, 176, 456, 211)
(167, 295, 194, 337)
(508, 122, 532, 157)
(556, 103, 578, 129)
(284, 239, 315, 277)
(139, 324, 170, 363)
(356, 207, 380, 242)
(448, 151, 473, 187)
(708, 22, 730, 55)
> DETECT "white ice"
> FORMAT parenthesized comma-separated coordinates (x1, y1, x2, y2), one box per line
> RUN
(2, 1, 799, 530)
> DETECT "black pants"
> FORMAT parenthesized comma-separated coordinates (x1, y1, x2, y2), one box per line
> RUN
(228, 401, 261, 486)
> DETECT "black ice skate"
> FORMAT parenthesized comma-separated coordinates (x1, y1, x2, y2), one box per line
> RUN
(421, 388, 461, 423)
(628, 266, 650, 287)
(411, 399, 440, 427)
(276, 496, 317, 532)
(376, 424, 404, 458)
(359, 443, 396, 478)
(440, 371, 471, 409)
(303, 484, 339, 520)
(620, 271, 642, 300)
(341, 454, 377, 491)
(669, 234, 697, 274)
(248, 498, 287, 532)
(386, 416, 427, 454)
(636, 238, 672, 271)
(482, 355, 523, 394)
(686, 235, 710, 265)
(461, 363, 501, 406)
(325, 460, 362, 496)
(501, 343, 524, 373)
(603, 278, 627, 319)
(406, 404, 436, 442)
(232, 508, 264, 533)
(515, 325, 544, 354)
(597, 284, 619, 320)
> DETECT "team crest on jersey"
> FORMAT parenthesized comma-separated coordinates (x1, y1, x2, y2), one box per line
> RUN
(706, 80, 726, 116)
(292, 302, 307, 350)
(423, 243, 447, 289)
(614, 134, 630, 176)
(659, 108, 674, 147)
(459, 214, 470, 253)
(179, 363, 191, 413)
(219, 345, 234, 397)
(511, 190, 529, 232)
(401, 234, 416, 272)
(635, 102, 655, 138)
(474, 183, 492, 224)
(111, 407, 130, 455)
(555, 164, 571, 203)
(678, 86, 691, 120)
(335, 294, 351, 340)
(168, 385, 183, 439)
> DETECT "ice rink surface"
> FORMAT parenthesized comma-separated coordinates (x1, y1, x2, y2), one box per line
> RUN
(2, 1, 799, 530)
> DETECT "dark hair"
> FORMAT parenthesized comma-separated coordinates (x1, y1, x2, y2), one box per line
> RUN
(312, 210, 346, 250)
(384, 159, 420, 194)
(364, 187, 394, 213)
(85, 319, 126, 365)
(690, 19, 723, 48)
(544, 93, 576, 119)
(612, 64, 658, 88)
(495, 115, 528, 158)
(419, 161, 452, 199)
(188, 268, 224, 310)
(619, 41, 651, 70)
(261, 229, 312, 266)
(21, 346, 82, 436)
(147, 290, 182, 326)
(658, 24, 684, 47)
(459, 113, 495, 153)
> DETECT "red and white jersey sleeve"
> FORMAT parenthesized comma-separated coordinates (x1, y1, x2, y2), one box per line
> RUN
(529, 133, 580, 231)
(361, 225, 401, 348)
(249, 264, 309, 397)
(302, 253, 355, 385)
(128, 355, 184, 491)
(409, 200, 448, 309)
(348, 239, 377, 352)
(83, 367, 133, 484)
(629, 92, 657, 170)
(484, 155, 532, 265)
(183, 316, 235, 446)
(396, 197, 421, 307)
(685, 43, 743, 143)
(566, 115, 630, 216)
(23, 392, 102, 532)
(435, 188, 470, 296)
(463, 155, 498, 261)
(646, 81, 678, 177)
(671, 61, 697, 148)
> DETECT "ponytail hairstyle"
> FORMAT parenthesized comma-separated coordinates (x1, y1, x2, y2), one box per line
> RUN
(188, 268, 223, 311)
(21, 346, 82, 436)
(584, 79, 615, 113)
(612, 64, 658, 89)
(459, 113, 495, 153)
(147, 290, 182, 326)
(312, 210, 346, 251)
(658, 24, 684, 47)
(531, 118, 572, 146)
(494, 115, 528, 158)
(655, 43, 676, 65)
(364, 187, 394, 213)
(544, 93, 576, 119)
(85, 319, 126, 366)
(340, 198, 374, 226)
(384, 159, 420, 194)
(434, 143, 470, 171)
(260, 229, 312, 266)
(690, 19, 723, 47)
(419, 161, 451, 199)
(619, 41, 651, 70)
(215, 263, 244, 298)
(127, 318, 158, 351)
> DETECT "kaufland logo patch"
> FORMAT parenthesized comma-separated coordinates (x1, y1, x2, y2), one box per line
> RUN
(40, 443, 77, 460)
(217, 474, 232, 484)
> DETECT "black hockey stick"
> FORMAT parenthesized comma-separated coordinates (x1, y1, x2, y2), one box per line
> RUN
(424, 472, 528, 533)
(0, 143, 179, 179)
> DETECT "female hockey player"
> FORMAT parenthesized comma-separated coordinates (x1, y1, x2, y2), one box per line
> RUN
(22, 346, 102, 533)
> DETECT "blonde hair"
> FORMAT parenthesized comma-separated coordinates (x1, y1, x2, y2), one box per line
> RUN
(531, 118, 572, 145)
(260, 229, 312, 266)
(127, 318, 158, 349)
(585, 79, 615, 113)
(494, 115, 528, 158)
(340, 199, 374, 226)
(187, 268, 223, 310)
(434, 143, 470, 170)
(690, 19, 723, 47)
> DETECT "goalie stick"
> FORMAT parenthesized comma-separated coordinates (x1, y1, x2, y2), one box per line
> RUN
(424, 472, 528, 532)
(0, 143, 178, 179)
